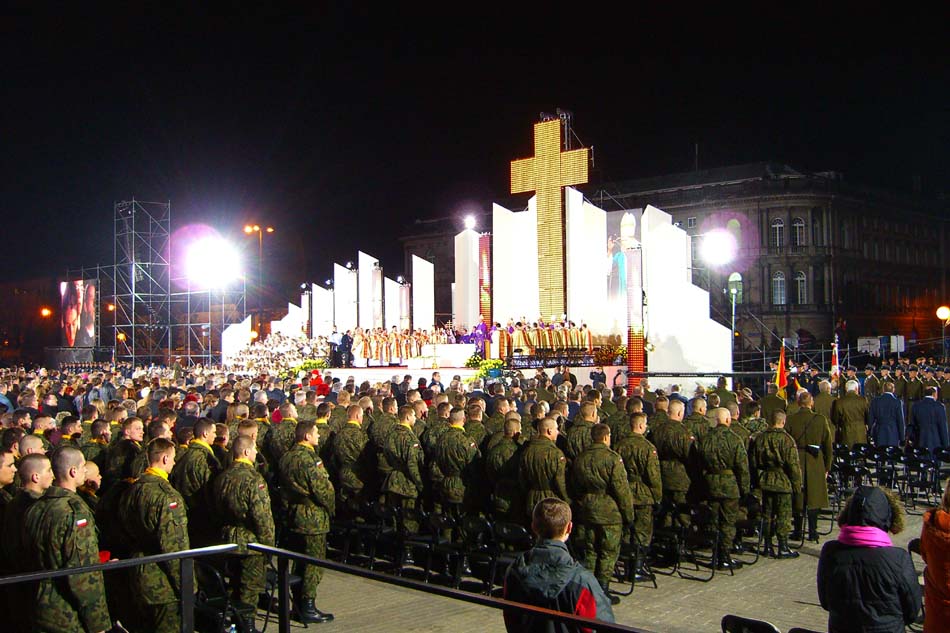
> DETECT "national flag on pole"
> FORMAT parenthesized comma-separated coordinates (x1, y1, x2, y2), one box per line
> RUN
(830, 339, 840, 383)
(776, 339, 788, 398)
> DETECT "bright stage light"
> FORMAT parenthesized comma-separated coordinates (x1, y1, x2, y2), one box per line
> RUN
(39, 307, 52, 318)
(184, 238, 242, 288)
(107, 303, 115, 312)
(464, 215, 477, 230)
(700, 230, 738, 267)
(938, 306, 950, 321)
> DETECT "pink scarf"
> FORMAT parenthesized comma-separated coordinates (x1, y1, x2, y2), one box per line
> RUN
(837, 525, 893, 548)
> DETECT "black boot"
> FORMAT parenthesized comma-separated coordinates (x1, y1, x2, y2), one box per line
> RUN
(807, 510, 820, 543)
(776, 537, 800, 559)
(716, 547, 743, 570)
(296, 598, 334, 624)
(633, 554, 652, 583)
(600, 581, 620, 605)
(789, 514, 803, 541)
(762, 538, 776, 558)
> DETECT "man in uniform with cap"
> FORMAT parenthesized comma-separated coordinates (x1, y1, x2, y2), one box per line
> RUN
(863, 365, 881, 401)
(761, 383, 787, 428)
(786, 391, 833, 543)
(905, 365, 924, 421)
(893, 366, 907, 402)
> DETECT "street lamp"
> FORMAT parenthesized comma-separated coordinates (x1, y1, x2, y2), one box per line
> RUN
(937, 306, 950, 362)
(244, 224, 275, 334)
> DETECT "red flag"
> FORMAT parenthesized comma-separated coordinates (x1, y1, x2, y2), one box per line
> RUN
(776, 341, 788, 397)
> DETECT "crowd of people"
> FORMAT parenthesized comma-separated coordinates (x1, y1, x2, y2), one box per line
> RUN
(0, 358, 949, 632)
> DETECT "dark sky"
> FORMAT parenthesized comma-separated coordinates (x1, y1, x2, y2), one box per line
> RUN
(3, 6, 948, 302)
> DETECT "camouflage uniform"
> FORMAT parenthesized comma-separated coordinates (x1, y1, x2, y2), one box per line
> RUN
(117, 468, 190, 633)
(5, 489, 48, 632)
(570, 443, 634, 588)
(519, 437, 570, 515)
(330, 421, 372, 512)
(697, 425, 750, 551)
(565, 418, 594, 462)
(651, 419, 694, 526)
(484, 436, 524, 523)
(81, 438, 111, 471)
(382, 423, 424, 531)
(169, 439, 221, 547)
(750, 427, 802, 540)
(264, 417, 298, 467)
(464, 419, 488, 451)
(102, 438, 142, 490)
(278, 443, 335, 600)
(683, 412, 709, 443)
(433, 425, 480, 515)
(313, 419, 335, 468)
(484, 412, 506, 437)
(213, 458, 275, 605)
(298, 403, 319, 423)
(328, 406, 348, 432)
(607, 411, 631, 444)
(24, 486, 111, 633)
(613, 433, 662, 548)
(369, 413, 397, 499)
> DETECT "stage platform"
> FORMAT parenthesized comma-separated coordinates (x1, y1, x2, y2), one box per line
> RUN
(316, 365, 626, 388)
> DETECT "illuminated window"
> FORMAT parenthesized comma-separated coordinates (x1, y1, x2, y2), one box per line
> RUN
(687, 216, 697, 229)
(791, 217, 806, 247)
(772, 271, 786, 305)
(795, 271, 807, 304)
(728, 272, 743, 304)
(770, 218, 785, 249)
(727, 218, 741, 249)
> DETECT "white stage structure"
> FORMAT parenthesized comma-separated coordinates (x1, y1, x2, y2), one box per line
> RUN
(334, 263, 358, 332)
(411, 255, 434, 332)
(357, 251, 382, 330)
(492, 200, 539, 325)
(270, 300, 306, 337)
(311, 283, 334, 337)
(221, 315, 253, 365)
(384, 277, 401, 330)
(453, 229, 479, 330)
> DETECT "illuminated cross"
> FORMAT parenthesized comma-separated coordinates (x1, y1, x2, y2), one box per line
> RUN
(511, 119, 589, 319)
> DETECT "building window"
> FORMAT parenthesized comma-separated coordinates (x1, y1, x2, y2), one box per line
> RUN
(770, 218, 785, 249)
(772, 271, 786, 305)
(795, 271, 807, 304)
(791, 217, 806, 247)
(728, 272, 743, 304)
(687, 216, 697, 229)
(690, 236, 700, 264)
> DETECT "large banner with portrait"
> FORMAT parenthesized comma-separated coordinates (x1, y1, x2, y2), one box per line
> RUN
(60, 279, 97, 347)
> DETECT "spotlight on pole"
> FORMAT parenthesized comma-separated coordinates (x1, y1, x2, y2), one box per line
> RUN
(345, 261, 354, 270)
(700, 229, 738, 267)
(39, 307, 52, 318)
(184, 237, 242, 288)
(325, 279, 332, 287)
(396, 275, 405, 284)
(464, 215, 477, 230)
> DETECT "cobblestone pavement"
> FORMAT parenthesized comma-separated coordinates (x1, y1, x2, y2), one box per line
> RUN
(255, 510, 925, 633)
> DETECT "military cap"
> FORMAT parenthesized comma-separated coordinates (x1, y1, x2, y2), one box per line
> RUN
(865, 364, 876, 371)
(847, 365, 857, 372)
(909, 364, 919, 371)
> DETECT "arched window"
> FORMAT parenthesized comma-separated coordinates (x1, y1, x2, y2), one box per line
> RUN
(772, 271, 786, 305)
(727, 218, 742, 247)
(791, 217, 806, 247)
(770, 218, 785, 249)
(728, 272, 743, 305)
(795, 271, 807, 304)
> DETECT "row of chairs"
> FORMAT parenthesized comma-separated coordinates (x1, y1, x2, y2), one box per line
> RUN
(721, 615, 820, 633)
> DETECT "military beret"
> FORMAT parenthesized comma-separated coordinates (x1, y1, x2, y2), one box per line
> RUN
(909, 364, 919, 371)
(923, 366, 933, 373)
(865, 364, 876, 371)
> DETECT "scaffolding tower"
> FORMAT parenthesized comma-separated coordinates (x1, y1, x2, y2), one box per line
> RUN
(113, 200, 171, 365)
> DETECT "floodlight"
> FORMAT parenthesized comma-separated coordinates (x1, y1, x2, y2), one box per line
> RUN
(250, 330, 259, 340)
(325, 279, 332, 286)
(117, 332, 127, 342)
(107, 303, 115, 312)
(184, 237, 242, 288)
(396, 275, 405, 283)
(464, 215, 477, 230)
(345, 261, 354, 270)
(39, 307, 52, 318)
(699, 230, 737, 267)
(243, 225, 254, 234)
(938, 306, 950, 321)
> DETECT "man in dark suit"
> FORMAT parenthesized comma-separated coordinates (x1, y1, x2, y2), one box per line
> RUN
(907, 386, 948, 453)
(668, 385, 689, 407)
(869, 381, 904, 447)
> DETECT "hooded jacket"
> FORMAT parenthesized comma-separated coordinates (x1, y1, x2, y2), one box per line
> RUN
(921, 508, 950, 632)
(503, 539, 614, 633)
(817, 486, 921, 633)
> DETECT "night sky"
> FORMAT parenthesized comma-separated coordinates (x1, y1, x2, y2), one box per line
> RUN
(3, 7, 948, 302)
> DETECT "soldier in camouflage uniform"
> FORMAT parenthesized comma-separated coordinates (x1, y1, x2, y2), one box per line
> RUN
(613, 412, 661, 579)
(102, 416, 143, 492)
(697, 408, 750, 570)
(649, 396, 670, 429)
(463, 402, 489, 450)
(650, 399, 693, 527)
(278, 421, 335, 624)
(80, 419, 112, 471)
(684, 397, 709, 442)
(368, 397, 399, 500)
(565, 402, 597, 462)
(433, 409, 481, 518)
(485, 416, 525, 523)
(607, 398, 639, 444)
(484, 397, 510, 437)
(330, 405, 372, 516)
(740, 401, 769, 441)
(328, 391, 351, 432)
(24, 448, 111, 633)
(213, 435, 275, 606)
(382, 406, 425, 532)
(169, 418, 221, 548)
(570, 423, 634, 598)
(312, 402, 336, 467)
(263, 402, 300, 467)
(297, 389, 320, 422)
(117, 438, 190, 633)
(519, 417, 570, 515)
(750, 410, 801, 558)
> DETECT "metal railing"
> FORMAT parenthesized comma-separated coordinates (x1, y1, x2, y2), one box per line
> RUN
(0, 544, 238, 633)
(248, 543, 655, 633)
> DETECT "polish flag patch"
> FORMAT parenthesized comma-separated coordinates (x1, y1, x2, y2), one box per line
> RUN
(76, 518, 88, 528)
(169, 502, 179, 510)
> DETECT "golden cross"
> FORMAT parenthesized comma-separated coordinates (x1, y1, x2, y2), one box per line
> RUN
(510, 119, 589, 319)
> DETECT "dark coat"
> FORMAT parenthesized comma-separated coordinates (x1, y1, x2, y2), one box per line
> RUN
(908, 397, 949, 451)
(503, 539, 614, 633)
(869, 393, 905, 447)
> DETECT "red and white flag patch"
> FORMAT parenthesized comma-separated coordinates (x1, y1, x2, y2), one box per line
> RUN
(169, 501, 179, 510)
(76, 518, 88, 528)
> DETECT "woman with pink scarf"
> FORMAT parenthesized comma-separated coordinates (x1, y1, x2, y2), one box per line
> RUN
(817, 485, 920, 633)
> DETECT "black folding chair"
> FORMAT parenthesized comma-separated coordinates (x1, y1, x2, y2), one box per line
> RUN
(487, 521, 534, 592)
(720, 614, 781, 633)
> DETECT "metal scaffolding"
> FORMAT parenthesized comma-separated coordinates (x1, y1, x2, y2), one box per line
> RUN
(113, 199, 172, 365)
(169, 278, 246, 367)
